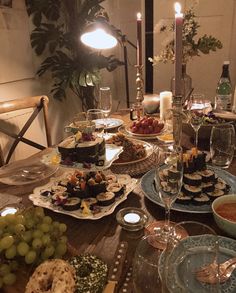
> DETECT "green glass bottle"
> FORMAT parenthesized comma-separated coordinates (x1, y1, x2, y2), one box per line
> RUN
(215, 61, 232, 111)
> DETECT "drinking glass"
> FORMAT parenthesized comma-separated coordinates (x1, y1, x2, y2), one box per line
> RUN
(187, 94, 207, 148)
(153, 144, 183, 247)
(133, 234, 163, 293)
(86, 109, 105, 135)
(210, 123, 235, 168)
(99, 87, 112, 132)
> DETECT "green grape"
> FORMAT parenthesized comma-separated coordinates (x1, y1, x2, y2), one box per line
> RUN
(0, 235, 14, 250)
(32, 238, 43, 250)
(52, 221, 60, 228)
(14, 223, 26, 234)
(9, 260, 19, 271)
(25, 250, 37, 264)
(34, 207, 44, 218)
(4, 214, 16, 224)
(41, 234, 51, 246)
(55, 243, 67, 256)
(41, 245, 55, 260)
(58, 223, 67, 234)
(0, 218, 7, 229)
(43, 216, 52, 225)
(58, 235, 68, 244)
(7, 224, 16, 234)
(39, 223, 50, 233)
(17, 241, 29, 256)
(0, 277, 3, 288)
(15, 214, 25, 225)
(32, 229, 43, 239)
(5, 245, 17, 259)
(0, 264, 10, 276)
(21, 230, 32, 243)
(25, 218, 35, 229)
(3, 272, 16, 285)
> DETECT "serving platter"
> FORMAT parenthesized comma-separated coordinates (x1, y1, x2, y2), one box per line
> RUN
(29, 170, 137, 220)
(41, 144, 123, 171)
(141, 166, 236, 213)
(0, 162, 58, 185)
(163, 235, 236, 293)
(112, 138, 154, 166)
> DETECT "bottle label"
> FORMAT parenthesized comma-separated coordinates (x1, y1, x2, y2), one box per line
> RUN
(215, 95, 232, 111)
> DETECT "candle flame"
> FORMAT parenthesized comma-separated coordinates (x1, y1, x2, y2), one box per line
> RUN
(137, 12, 142, 20)
(174, 2, 181, 14)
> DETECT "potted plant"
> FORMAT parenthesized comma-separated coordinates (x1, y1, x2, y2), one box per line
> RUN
(149, 6, 223, 97)
(25, 0, 123, 110)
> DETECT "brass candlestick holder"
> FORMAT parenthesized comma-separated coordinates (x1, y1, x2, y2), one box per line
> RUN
(135, 64, 144, 119)
(172, 95, 183, 146)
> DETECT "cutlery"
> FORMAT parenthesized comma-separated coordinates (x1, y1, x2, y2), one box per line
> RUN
(195, 256, 236, 284)
(103, 241, 128, 293)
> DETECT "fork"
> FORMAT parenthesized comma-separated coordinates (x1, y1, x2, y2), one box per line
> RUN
(195, 257, 236, 284)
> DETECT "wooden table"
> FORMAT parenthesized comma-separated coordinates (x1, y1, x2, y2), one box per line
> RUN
(1, 111, 235, 292)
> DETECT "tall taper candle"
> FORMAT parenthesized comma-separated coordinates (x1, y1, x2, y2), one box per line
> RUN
(174, 3, 183, 96)
(137, 12, 142, 66)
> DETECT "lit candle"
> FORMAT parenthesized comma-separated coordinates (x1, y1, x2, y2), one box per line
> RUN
(174, 2, 183, 96)
(137, 12, 142, 66)
(124, 212, 141, 224)
(160, 91, 173, 121)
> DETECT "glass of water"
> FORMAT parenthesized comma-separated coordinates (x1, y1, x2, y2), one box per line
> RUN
(210, 123, 235, 168)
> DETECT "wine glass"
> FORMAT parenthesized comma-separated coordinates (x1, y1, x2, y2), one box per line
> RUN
(151, 144, 183, 248)
(99, 87, 112, 133)
(187, 94, 206, 148)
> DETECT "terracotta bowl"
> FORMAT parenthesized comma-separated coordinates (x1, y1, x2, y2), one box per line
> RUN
(212, 194, 236, 238)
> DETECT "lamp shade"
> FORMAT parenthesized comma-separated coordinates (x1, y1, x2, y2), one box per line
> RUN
(81, 22, 118, 50)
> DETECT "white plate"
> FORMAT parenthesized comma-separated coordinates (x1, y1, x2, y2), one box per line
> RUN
(95, 118, 123, 130)
(29, 171, 137, 220)
(112, 138, 154, 165)
(163, 235, 236, 293)
(125, 125, 164, 138)
(41, 144, 123, 171)
(0, 162, 58, 185)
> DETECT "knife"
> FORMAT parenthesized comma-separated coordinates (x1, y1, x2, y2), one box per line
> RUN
(103, 241, 128, 293)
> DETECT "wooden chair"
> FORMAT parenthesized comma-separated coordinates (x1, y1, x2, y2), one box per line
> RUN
(0, 95, 52, 166)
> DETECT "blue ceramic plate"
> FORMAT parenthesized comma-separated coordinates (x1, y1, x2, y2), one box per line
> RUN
(141, 166, 236, 213)
(161, 235, 236, 293)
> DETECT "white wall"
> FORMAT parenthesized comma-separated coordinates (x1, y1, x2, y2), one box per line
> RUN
(153, 0, 236, 101)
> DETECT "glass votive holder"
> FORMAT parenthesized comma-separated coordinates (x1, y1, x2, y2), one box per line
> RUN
(130, 102, 144, 121)
(142, 94, 160, 114)
(116, 207, 148, 231)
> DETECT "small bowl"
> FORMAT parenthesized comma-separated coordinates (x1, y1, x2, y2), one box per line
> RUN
(212, 194, 236, 238)
(116, 207, 149, 231)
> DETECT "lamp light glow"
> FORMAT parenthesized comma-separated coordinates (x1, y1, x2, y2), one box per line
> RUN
(81, 28, 118, 50)
(175, 2, 183, 17)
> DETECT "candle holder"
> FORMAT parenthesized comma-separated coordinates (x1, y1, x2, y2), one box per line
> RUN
(172, 95, 183, 146)
(135, 64, 144, 119)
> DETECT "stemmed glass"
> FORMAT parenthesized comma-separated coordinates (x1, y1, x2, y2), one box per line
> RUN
(187, 94, 206, 148)
(86, 109, 105, 136)
(99, 87, 112, 134)
(152, 144, 183, 248)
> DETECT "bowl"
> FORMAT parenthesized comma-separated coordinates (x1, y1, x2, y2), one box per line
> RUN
(212, 194, 236, 238)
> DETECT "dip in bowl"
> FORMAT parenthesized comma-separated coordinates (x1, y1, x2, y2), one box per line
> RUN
(212, 194, 236, 238)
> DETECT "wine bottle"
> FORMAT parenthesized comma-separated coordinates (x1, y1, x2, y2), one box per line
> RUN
(215, 61, 232, 111)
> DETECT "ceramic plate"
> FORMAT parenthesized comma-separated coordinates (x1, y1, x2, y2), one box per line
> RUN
(41, 144, 123, 171)
(118, 126, 159, 140)
(141, 166, 236, 213)
(0, 162, 58, 186)
(162, 235, 236, 293)
(125, 125, 165, 138)
(112, 138, 154, 166)
(29, 171, 137, 220)
(95, 118, 123, 130)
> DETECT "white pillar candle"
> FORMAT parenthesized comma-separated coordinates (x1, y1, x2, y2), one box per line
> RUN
(160, 91, 173, 120)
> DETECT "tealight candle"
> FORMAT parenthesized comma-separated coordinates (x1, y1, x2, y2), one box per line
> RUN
(124, 212, 141, 224)
(1, 207, 18, 216)
(160, 91, 173, 120)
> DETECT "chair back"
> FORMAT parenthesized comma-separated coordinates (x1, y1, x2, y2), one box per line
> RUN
(0, 95, 52, 166)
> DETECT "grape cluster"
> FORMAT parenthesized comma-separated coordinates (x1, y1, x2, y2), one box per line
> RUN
(0, 206, 68, 288)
